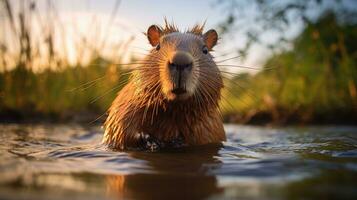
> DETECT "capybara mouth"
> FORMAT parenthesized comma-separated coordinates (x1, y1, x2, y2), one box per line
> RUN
(171, 87, 186, 95)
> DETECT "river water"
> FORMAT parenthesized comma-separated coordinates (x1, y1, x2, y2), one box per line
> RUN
(0, 124, 357, 200)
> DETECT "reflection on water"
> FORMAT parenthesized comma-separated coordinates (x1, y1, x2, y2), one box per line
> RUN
(105, 145, 223, 200)
(0, 124, 357, 200)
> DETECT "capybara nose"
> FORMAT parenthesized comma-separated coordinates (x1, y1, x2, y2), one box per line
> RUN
(169, 51, 193, 71)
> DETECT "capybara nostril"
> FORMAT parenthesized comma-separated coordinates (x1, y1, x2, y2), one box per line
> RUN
(169, 51, 193, 71)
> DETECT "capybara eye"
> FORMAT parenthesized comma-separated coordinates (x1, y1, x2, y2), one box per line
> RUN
(202, 46, 208, 54)
(156, 44, 161, 51)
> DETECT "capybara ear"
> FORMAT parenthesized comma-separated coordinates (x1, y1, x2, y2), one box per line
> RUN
(147, 25, 162, 46)
(203, 29, 218, 50)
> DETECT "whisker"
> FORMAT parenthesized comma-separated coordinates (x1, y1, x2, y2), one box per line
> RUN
(90, 85, 122, 104)
(66, 74, 108, 92)
(88, 112, 108, 125)
(195, 56, 276, 71)
(112, 62, 160, 66)
(211, 51, 241, 59)
(198, 70, 259, 103)
(131, 52, 166, 62)
(215, 55, 242, 63)
(89, 77, 130, 104)
(217, 64, 275, 70)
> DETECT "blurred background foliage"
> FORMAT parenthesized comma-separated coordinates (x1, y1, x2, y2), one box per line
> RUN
(218, 0, 357, 124)
(0, 0, 356, 124)
(222, 11, 357, 124)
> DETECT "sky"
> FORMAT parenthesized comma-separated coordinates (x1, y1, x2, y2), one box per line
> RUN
(1, 0, 303, 72)
(63, 0, 223, 30)
(56, 0, 257, 67)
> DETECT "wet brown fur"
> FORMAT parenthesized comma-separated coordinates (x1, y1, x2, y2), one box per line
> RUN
(103, 22, 225, 150)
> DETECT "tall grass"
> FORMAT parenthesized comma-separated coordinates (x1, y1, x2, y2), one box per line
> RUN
(0, 0, 131, 122)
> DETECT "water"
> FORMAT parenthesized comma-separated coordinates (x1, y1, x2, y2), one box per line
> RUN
(0, 124, 357, 200)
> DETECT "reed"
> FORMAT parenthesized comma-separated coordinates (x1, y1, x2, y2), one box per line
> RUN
(0, 0, 130, 122)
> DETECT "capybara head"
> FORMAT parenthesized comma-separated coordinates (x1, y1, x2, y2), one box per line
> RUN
(144, 22, 223, 101)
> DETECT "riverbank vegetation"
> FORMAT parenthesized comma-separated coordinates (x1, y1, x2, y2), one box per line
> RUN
(222, 12, 357, 124)
(0, 1, 356, 124)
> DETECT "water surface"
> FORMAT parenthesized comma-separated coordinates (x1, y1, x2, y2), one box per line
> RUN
(0, 124, 357, 200)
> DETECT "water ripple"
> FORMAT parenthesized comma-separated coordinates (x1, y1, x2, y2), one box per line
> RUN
(0, 124, 357, 200)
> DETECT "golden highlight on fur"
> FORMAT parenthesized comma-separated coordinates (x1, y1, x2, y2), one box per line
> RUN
(103, 21, 225, 150)
(150, 19, 206, 36)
